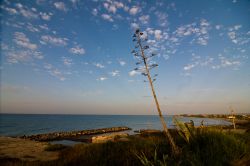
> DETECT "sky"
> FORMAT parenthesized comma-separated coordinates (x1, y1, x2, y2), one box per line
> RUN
(0, 0, 250, 115)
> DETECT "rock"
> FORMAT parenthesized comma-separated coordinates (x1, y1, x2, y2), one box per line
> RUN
(20, 126, 131, 142)
(91, 133, 128, 143)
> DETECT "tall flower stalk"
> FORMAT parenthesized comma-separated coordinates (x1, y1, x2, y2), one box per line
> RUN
(131, 29, 179, 154)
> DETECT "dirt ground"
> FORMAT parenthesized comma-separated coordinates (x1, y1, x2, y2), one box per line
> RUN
(0, 136, 58, 161)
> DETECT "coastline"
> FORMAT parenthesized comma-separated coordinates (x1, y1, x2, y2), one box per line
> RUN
(1, 117, 249, 161)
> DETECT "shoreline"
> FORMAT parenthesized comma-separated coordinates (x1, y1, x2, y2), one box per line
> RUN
(0, 120, 249, 163)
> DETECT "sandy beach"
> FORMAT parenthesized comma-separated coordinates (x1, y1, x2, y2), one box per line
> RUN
(0, 136, 58, 161)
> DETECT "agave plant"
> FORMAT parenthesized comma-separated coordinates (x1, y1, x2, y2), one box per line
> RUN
(131, 29, 179, 155)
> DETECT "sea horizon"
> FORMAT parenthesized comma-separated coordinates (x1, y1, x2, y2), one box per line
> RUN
(0, 114, 232, 137)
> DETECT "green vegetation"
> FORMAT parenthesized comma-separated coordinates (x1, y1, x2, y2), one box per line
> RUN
(1, 127, 250, 166)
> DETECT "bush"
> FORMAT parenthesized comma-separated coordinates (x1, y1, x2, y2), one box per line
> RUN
(180, 130, 247, 166)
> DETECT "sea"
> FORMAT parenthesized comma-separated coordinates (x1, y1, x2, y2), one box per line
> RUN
(0, 114, 232, 137)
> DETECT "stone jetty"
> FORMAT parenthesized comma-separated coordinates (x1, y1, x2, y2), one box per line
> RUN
(20, 126, 131, 142)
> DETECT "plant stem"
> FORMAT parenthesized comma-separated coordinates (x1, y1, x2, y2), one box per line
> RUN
(136, 34, 179, 155)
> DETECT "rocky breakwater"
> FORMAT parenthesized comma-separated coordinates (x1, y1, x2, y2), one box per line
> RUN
(20, 126, 131, 142)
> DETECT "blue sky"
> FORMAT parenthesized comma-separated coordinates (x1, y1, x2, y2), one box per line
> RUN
(1, 0, 250, 115)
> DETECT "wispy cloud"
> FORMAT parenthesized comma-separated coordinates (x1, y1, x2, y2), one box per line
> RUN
(109, 70, 120, 77)
(183, 64, 196, 71)
(70, 46, 85, 55)
(97, 77, 107, 81)
(40, 12, 53, 20)
(15, 3, 39, 19)
(183, 52, 242, 74)
(54, 2, 67, 12)
(131, 22, 139, 30)
(129, 6, 139, 15)
(94, 63, 105, 69)
(101, 14, 113, 22)
(155, 11, 168, 27)
(50, 69, 66, 81)
(6, 50, 43, 64)
(129, 70, 140, 76)
(13, 32, 37, 50)
(119, 60, 126, 66)
(41, 35, 68, 46)
(43, 63, 66, 81)
(62, 57, 73, 67)
(0, 6, 18, 15)
(27, 23, 40, 32)
(139, 15, 150, 24)
(92, 8, 98, 16)
(103, 2, 117, 14)
(154, 30, 162, 40)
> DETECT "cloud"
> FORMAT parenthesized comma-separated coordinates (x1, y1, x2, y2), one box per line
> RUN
(234, 25, 242, 30)
(200, 19, 210, 27)
(114, 1, 124, 8)
(39, 24, 49, 31)
(54, 2, 67, 11)
(33, 51, 44, 59)
(155, 11, 168, 27)
(119, 60, 126, 66)
(6, 50, 43, 64)
(43, 63, 66, 81)
(41, 35, 68, 46)
(215, 25, 222, 30)
(129, 70, 139, 76)
(131, 23, 139, 29)
(183, 52, 242, 73)
(103, 2, 117, 14)
(1, 43, 9, 50)
(197, 37, 208, 45)
(139, 15, 150, 24)
(44, 63, 53, 70)
(183, 64, 195, 71)
(94, 63, 105, 68)
(27, 23, 40, 32)
(62, 57, 73, 67)
(15, 3, 39, 19)
(70, 0, 79, 6)
(97, 77, 107, 81)
(108, 5, 117, 13)
(70, 46, 85, 55)
(219, 55, 241, 67)
(50, 69, 66, 81)
(1, 6, 18, 15)
(13, 32, 37, 50)
(154, 30, 162, 40)
(109, 70, 120, 77)
(92, 8, 98, 16)
(129, 6, 139, 15)
(40, 12, 52, 20)
(7, 51, 32, 64)
(228, 31, 237, 43)
(101, 14, 113, 22)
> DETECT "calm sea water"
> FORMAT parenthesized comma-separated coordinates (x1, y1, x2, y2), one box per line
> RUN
(0, 114, 232, 137)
